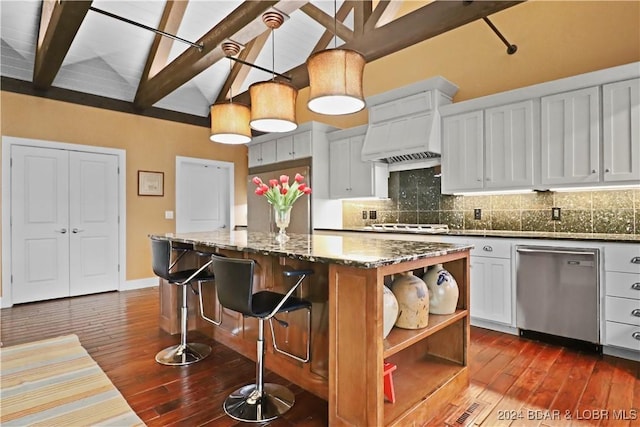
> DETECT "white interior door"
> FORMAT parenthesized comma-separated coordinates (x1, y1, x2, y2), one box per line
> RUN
(11, 146, 70, 303)
(176, 157, 232, 233)
(69, 151, 119, 296)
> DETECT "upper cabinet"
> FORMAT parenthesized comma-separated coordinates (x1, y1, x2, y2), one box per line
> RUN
(541, 87, 600, 186)
(248, 128, 315, 168)
(603, 78, 640, 183)
(440, 62, 640, 194)
(328, 125, 389, 199)
(441, 101, 535, 194)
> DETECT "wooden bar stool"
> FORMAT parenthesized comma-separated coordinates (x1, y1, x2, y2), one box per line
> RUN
(200, 254, 312, 422)
(150, 237, 215, 366)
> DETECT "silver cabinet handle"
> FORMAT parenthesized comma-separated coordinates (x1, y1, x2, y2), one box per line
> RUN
(633, 332, 640, 341)
(55, 228, 67, 234)
(605, 168, 611, 173)
(72, 228, 84, 233)
(591, 169, 597, 174)
(631, 257, 640, 264)
(632, 309, 640, 317)
(482, 245, 493, 252)
(632, 283, 640, 290)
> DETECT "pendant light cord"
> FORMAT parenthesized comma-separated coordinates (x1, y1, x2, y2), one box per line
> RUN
(271, 28, 276, 81)
(333, 0, 337, 48)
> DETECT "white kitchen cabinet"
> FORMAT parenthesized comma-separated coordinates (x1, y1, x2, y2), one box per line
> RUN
(484, 100, 535, 189)
(441, 100, 535, 194)
(604, 243, 640, 354)
(603, 78, 640, 183)
(275, 131, 312, 163)
(469, 239, 513, 325)
(541, 86, 600, 186)
(248, 139, 277, 168)
(441, 110, 484, 193)
(328, 128, 388, 199)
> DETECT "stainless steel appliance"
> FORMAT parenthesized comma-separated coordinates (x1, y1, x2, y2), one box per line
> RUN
(516, 246, 600, 346)
(364, 223, 449, 234)
(247, 164, 311, 234)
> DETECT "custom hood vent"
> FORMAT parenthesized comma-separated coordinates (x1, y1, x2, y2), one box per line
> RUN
(361, 76, 458, 171)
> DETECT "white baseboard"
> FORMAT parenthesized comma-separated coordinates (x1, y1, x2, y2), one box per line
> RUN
(121, 277, 158, 291)
(470, 318, 519, 335)
(604, 345, 640, 362)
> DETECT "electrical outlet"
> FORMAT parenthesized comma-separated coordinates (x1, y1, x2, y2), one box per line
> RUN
(474, 208, 482, 220)
(369, 210, 377, 220)
(552, 207, 561, 221)
(362, 210, 368, 220)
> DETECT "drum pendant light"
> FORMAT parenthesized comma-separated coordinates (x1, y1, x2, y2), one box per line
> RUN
(306, 1, 365, 115)
(249, 11, 298, 133)
(210, 42, 252, 144)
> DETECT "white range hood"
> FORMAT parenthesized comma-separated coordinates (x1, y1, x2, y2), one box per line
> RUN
(361, 76, 458, 171)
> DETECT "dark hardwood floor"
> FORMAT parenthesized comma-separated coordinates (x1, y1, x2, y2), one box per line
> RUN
(1, 287, 638, 426)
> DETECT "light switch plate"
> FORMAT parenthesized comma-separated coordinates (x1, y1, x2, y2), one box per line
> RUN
(165, 210, 174, 219)
(551, 207, 561, 221)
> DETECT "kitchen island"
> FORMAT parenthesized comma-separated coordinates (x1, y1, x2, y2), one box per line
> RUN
(151, 230, 472, 426)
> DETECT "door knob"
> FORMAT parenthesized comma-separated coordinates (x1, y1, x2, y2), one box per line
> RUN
(55, 228, 67, 234)
(72, 228, 84, 233)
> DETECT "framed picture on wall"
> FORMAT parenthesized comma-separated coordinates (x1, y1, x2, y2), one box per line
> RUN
(138, 170, 164, 196)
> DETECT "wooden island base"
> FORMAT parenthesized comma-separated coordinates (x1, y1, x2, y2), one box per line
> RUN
(154, 231, 471, 426)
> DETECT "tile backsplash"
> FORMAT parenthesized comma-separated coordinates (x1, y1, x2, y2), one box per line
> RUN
(342, 168, 640, 234)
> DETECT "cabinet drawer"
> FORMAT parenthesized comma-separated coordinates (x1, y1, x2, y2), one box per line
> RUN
(606, 271, 640, 299)
(605, 244, 640, 273)
(605, 321, 640, 352)
(605, 296, 640, 326)
(469, 238, 511, 259)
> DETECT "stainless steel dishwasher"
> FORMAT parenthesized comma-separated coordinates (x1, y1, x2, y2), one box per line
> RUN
(516, 246, 600, 348)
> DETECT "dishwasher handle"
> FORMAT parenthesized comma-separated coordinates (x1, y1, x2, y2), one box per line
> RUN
(516, 247, 596, 256)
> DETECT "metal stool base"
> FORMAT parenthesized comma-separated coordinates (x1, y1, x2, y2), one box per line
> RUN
(223, 383, 295, 422)
(155, 342, 211, 366)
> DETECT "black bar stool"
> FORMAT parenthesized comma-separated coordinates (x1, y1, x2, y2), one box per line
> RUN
(201, 254, 312, 422)
(150, 237, 215, 366)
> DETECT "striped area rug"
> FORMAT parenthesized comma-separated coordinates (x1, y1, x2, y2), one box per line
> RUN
(0, 334, 145, 426)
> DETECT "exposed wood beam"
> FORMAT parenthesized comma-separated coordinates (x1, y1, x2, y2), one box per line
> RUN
(33, 0, 92, 90)
(364, 0, 403, 32)
(215, 30, 270, 103)
(235, 0, 524, 105)
(134, 0, 281, 109)
(140, 0, 189, 82)
(310, 1, 354, 54)
(300, 3, 353, 43)
(353, 1, 372, 35)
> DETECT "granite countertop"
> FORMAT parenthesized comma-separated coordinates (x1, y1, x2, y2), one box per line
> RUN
(151, 230, 473, 269)
(325, 228, 640, 243)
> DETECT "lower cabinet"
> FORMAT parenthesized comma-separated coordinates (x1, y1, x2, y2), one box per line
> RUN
(470, 256, 512, 325)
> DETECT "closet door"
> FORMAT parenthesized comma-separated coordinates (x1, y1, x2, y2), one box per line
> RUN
(11, 146, 70, 303)
(69, 151, 119, 296)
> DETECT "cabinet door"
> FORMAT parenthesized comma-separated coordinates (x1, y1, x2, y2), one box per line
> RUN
(260, 140, 277, 165)
(293, 131, 312, 159)
(329, 138, 351, 198)
(441, 111, 484, 193)
(603, 78, 640, 183)
(248, 145, 262, 168)
(346, 136, 373, 197)
(470, 256, 512, 325)
(541, 87, 600, 186)
(276, 136, 294, 162)
(485, 100, 535, 189)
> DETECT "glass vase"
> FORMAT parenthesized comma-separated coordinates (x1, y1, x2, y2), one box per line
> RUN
(273, 206, 292, 243)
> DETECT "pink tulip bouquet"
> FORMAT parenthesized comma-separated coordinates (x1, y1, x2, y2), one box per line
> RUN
(252, 173, 312, 210)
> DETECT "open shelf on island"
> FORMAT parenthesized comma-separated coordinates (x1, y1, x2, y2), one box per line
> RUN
(383, 309, 468, 358)
(383, 354, 468, 426)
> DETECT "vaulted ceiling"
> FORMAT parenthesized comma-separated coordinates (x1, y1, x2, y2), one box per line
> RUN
(1, 0, 523, 127)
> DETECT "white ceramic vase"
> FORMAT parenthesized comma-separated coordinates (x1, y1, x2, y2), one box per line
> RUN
(390, 272, 429, 329)
(383, 285, 399, 339)
(422, 264, 459, 315)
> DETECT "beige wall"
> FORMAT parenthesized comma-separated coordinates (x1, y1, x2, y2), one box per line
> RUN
(0, 93, 248, 282)
(296, 0, 640, 128)
(1, 0, 639, 289)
